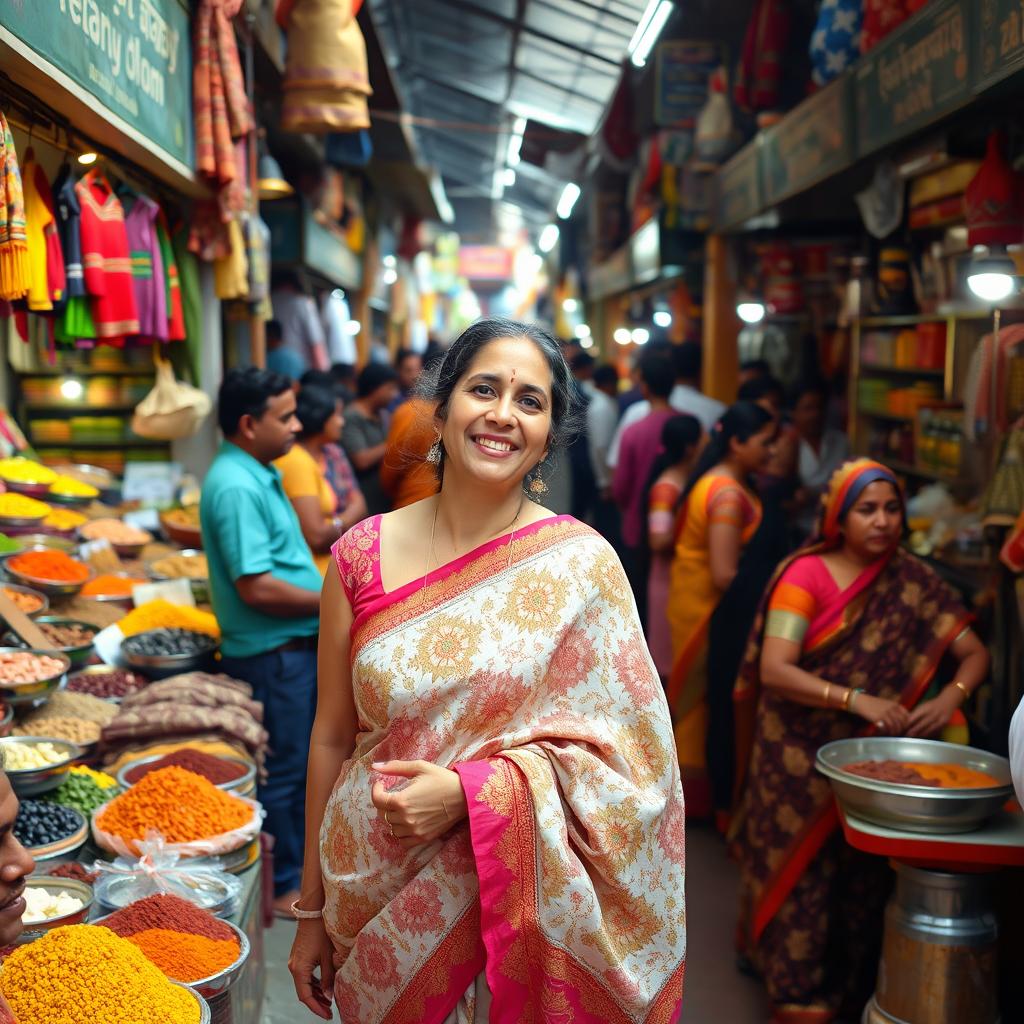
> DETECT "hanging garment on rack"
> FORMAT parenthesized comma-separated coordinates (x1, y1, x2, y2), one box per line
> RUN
(0, 112, 29, 302)
(75, 168, 140, 344)
(810, 0, 864, 87)
(21, 149, 65, 311)
(155, 209, 186, 342)
(213, 216, 249, 300)
(278, 0, 372, 133)
(734, 0, 792, 113)
(172, 222, 203, 381)
(862, 0, 927, 53)
(52, 169, 95, 344)
(124, 194, 167, 340)
(245, 212, 271, 319)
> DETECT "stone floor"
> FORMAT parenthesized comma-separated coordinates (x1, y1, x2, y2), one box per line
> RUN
(261, 823, 768, 1022)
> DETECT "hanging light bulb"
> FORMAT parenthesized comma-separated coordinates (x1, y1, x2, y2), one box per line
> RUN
(613, 327, 632, 345)
(631, 327, 650, 345)
(967, 246, 1017, 303)
(737, 301, 766, 324)
(653, 309, 672, 328)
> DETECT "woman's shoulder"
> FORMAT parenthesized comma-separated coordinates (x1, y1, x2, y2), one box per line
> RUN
(778, 551, 829, 589)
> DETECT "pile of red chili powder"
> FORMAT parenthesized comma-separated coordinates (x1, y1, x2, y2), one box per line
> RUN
(124, 748, 248, 786)
(101, 893, 241, 983)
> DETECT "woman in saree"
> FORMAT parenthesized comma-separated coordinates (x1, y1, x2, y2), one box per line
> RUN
(666, 401, 776, 818)
(288, 317, 686, 1023)
(731, 459, 989, 1023)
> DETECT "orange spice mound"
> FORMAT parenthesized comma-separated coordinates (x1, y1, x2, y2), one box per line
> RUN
(96, 766, 252, 843)
(123, 927, 240, 982)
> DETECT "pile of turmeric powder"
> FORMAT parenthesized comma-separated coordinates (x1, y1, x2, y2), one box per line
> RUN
(117, 599, 220, 639)
(0, 923, 201, 1023)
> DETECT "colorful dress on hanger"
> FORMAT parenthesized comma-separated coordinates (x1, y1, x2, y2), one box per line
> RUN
(75, 170, 139, 344)
(0, 111, 28, 302)
(52, 170, 95, 344)
(155, 210, 185, 341)
(124, 194, 167, 341)
(21, 150, 65, 311)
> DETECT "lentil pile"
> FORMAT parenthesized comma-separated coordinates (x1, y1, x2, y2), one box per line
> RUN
(2, 586, 44, 613)
(102, 893, 241, 983)
(6, 620, 95, 649)
(43, 508, 87, 531)
(15, 717, 98, 745)
(14, 801, 83, 848)
(0, 651, 65, 686)
(14, 691, 118, 746)
(122, 628, 215, 658)
(80, 573, 147, 598)
(150, 552, 208, 580)
(67, 667, 145, 699)
(95, 766, 253, 845)
(119, 601, 220, 638)
(0, 924, 202, 1024)
(8, 549, 89, 583)
(125, 748, 248, 786)
(47, 861, 99, 884)
(44, 765, 120, 815)
(79, 519, 151, 546)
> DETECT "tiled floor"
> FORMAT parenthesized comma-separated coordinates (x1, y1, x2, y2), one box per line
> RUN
(262, 823, 768, 1022)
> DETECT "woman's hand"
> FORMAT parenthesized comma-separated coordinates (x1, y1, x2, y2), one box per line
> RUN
(853, 694, 911, 735)
(288, 917, 336, 1020)
(906, 687, 962, 738)
(370, 760, 468, 850)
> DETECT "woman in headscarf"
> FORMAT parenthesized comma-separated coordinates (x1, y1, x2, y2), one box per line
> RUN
(731, 458, 989, 1023)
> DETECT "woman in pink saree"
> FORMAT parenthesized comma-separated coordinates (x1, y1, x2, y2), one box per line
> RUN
(289, 318, 686, 1023)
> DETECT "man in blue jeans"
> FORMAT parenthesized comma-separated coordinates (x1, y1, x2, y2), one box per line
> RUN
(201, 367, 324, 915)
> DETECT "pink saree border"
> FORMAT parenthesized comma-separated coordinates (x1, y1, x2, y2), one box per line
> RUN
(455, 758, 684, 1024)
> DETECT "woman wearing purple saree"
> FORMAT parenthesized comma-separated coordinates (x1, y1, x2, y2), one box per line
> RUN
(288, 318, 686, 1023)
(731, 459, 989, 1023)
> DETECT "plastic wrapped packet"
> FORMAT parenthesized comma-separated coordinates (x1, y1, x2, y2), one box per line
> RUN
(91, 835, 244, 917)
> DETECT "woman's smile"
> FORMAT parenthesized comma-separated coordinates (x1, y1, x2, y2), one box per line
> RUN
(471, 433, 519, 457)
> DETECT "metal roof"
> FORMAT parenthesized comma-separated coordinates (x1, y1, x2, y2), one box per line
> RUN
(366, 0, 650, 236)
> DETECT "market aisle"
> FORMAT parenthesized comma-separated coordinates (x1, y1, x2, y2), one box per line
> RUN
(261, 824, 768, 1022)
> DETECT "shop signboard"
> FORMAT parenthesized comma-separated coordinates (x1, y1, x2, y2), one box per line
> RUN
(761, 77, 853, 206)
(975, 0, 1024, 92)
(630, 218, 660, 286)
(586, 246, 631, 301)
(654, 40, 719, 127)
(457, 246, 514, 281)
(714, 140, 762, 231)
(0, 0, 192, 169)
(261, 199, 363, 290)
(855, 0, 972, 157)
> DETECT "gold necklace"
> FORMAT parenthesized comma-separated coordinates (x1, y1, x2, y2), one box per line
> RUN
(421, 495, 526, 597)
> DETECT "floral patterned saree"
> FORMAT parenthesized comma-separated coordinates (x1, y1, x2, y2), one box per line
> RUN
(323, 515, 686, 1024)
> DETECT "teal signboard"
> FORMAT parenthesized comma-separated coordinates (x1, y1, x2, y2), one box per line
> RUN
(715, 141, 762, 230)
(1, 0, 192, 169)
(976, 0, 1024, 92)
(855, 0, 971, 156)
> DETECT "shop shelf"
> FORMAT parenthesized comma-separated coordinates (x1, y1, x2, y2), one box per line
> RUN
(855, 311, 991, 327)
(884, 460, 969, 486)
(857, 409, 916, 423)
(24, 404, 139, 414)
(34, 439, 169, 449)
(860, 366, 944, 378)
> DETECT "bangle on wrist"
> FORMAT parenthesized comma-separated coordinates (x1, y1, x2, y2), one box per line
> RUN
(952, 680, 971, 703)
(848, 687, 864, 713)
(821, 681, 831, 707)
(290, 899, 324, 920)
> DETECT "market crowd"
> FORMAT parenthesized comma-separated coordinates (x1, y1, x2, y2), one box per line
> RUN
(195, 319, 991, 1024)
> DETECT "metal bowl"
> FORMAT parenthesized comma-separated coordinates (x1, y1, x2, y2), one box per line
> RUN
(117, 752, 255, 797)
(95, 872, 237, 919)
(0, 649, 71, 707)
(187, 920, 250, 999)
(46, 490, 96, 508)
(158, 509, 203, 550)
(145, 549, 210, 603)
(18, 875, 94, 940)
(11, 533, 79, 554)
(0, 736, 81, 796)
(4, 617, 97, 668)
(0, 479, 52, 499)
(0, 513, 48, 530)
(121, 631, 218, 680)
(816, 737, 1014, 835)
(67, 665, 146, 704)
(0, 582, 49, 618)
(18, 806, 88, 862)
(76, 528, 151, 560)
(77, 570, 147, 605)
(3, 548, 93, 599)
(177, 985, 212, 1024)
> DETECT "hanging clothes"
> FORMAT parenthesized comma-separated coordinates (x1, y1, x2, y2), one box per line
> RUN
(172, 222, 204, 382)
(0, 112, 28, 302)
(810, 0, 864, 87)
(155, 209, 186, 341)
(245, 213, 271, 320)
(862, 0, 927, 53)
(213, 216, 249, 300)
(52, 168, 96, 345)
(75, 168, 140, 344)
(734, 0, 792, 113)
(124, 194, 167, 340)
(277, 0, 372, 133)
(21, 148, 65, 311)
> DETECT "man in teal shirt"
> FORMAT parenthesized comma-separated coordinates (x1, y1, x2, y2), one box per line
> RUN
(201, 367, 324, 914)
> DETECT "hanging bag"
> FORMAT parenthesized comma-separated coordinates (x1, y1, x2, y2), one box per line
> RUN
(131, 353, 211, 440)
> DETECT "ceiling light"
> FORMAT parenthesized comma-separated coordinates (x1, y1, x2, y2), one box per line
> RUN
(77, 151, 98, 166)
(344, 319, 361, 334)
(382, 268, 398, 285)
(737, 301, 766, 324)
(580, 337, 594, 349)
(501, 167, 516, 188)
(382, 254, 396, 269)
(258, 152, 294, 199)
(557, 182, 581, 219)
(631, 327, 650, 345)
(967, 246, 1017, 303)
(574, 324, 591, 339)
(614, 327, 632, 345)
(562, 298, 578, 313)
(59, 377, 83, 401)
(507, 117, 526, 167)
(629, 0, 673, 68)
(653, 310, 672, 328)
(538, 224, 559, 253)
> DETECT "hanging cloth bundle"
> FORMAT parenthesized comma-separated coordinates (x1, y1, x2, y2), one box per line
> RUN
(132, 353, 212, 440)
(734, 0, 792, 113)
(0, 111, 29, 302)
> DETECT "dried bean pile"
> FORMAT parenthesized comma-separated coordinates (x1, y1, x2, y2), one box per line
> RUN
(0, 651, 64, 685)
(123, 629, 215, 658)
(67, 668, 145, 699)
(125, 748, 247, 786)
(14, 800, 83, 847)
(6, 621, 95, 649)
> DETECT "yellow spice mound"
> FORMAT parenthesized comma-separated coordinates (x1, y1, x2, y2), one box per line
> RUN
(118, 599, 220, 638)
(0, 923, 200, 1024)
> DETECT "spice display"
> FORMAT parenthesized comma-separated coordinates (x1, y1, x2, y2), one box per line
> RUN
(79, 518, 152, 546)
(14, 800, 83, 847)
(22, 885, 85, 923)
(67, 667, 145, 699)
(123, 628, 216, 658)
(150, 552, 208, 580)
(0, 651, 65, 685)
(0, 740, 70, 770)
(0, 533, 20, 553)
(124, 927, 240, 982)
(8, 549, 90, 582)
(0, 924, 202, 1023)
(15, 717, 100, 745)
(0, 457, 57, 484)
(2, 585, 44, 613)
(48, 475, 99, 498)
(19, 690, 118, 726)
(103, 892, 237, 942)
(7, 620, 95, 648)
(43, 507, 88, 530)
(44, 765, 120, 815)
(843, 759, 1001, 789)
(118, 600, 220, 638)
(0, 493, 49, 519)
(47, 861, 99, 884)
(125, 748, 248, 786)
(80, 573, 147, 597)
(96, 766, 252, 844)
(162, 506, 200, 528)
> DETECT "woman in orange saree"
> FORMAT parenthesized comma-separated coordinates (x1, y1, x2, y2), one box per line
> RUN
(289, 318, 686, 1023)
(666, 402, 775, 817)
(730, 459, 989, 1023)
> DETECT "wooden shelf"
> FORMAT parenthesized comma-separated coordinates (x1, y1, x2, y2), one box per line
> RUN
(25, 405, 139, 415)
(858, 409, 916, 423)
(860, 365, 944, 379)
(32, 439, 168, 449)
(856, 311, 990, 327)
(16, 369, 153, 377)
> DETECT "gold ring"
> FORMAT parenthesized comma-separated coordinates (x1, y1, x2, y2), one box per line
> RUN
(384, 810, 392, 825)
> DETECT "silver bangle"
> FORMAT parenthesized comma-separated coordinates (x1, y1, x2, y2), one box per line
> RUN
(290, 900, 324, 920)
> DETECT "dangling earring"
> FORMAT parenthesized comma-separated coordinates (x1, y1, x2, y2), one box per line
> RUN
(426, 435, 442, 464)
(529, 471, 548, 495)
